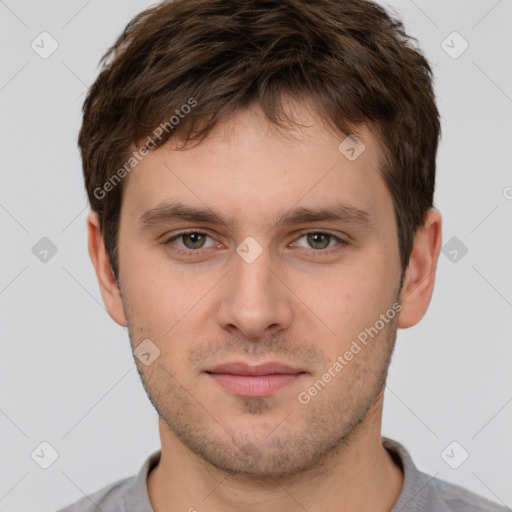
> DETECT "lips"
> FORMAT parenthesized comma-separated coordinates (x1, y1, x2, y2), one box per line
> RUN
(205, 362, 306, 397)
(207, 362, 304, 376)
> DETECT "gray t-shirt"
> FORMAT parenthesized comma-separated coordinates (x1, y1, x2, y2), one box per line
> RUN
(57, 437, 509, 511)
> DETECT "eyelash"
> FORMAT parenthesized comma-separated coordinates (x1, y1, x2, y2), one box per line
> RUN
(163, 230, 348, 259)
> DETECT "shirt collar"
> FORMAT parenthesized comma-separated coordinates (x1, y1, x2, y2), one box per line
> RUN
(384, 437, 451, 512)
(123, 449, 160, 512)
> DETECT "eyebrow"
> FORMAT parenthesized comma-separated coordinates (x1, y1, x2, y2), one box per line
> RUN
(137, 200, 372, 231)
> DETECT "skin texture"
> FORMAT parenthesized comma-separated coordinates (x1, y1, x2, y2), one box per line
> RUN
(88, 100, 442, 512)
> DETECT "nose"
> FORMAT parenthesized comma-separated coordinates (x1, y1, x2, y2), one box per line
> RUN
(216, 243, 294, 340)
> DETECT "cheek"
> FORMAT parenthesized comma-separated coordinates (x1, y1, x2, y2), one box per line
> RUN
(122, 262, 224, 354)
(291, 253, 398, 344)
(122, 244, 189, 308)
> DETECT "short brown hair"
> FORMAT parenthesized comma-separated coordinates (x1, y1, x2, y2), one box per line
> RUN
(79, 0, 440, 281)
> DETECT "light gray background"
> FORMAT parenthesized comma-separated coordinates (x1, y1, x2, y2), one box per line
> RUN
(1, 1, 511, 511)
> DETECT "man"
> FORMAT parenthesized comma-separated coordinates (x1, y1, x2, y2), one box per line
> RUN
(58, 0, 507, 510)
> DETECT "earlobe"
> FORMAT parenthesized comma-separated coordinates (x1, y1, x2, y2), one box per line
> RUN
(397, 209, 442, 329)
(87, 211, 128, 327)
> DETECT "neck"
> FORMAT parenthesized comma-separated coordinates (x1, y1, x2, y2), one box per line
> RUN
(147, 394, 404, 512)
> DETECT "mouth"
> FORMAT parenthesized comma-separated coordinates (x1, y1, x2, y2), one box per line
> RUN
(205, 362, 307, 398)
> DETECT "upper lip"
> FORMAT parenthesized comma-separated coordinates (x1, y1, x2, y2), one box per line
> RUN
(206, 362, 305, 376)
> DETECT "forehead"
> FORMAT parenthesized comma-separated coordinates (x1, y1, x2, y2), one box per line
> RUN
(120, 102, 392, 229)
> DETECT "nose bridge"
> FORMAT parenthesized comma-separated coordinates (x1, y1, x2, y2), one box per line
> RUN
(216, 237, 293, 338)
(233, 245, 273, 298)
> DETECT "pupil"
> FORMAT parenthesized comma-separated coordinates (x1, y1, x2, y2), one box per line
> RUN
(308, 233, 329, 249)
(184, 233, 205, 248)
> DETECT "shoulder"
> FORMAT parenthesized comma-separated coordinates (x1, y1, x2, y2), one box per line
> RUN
(56, 475, 135, 512)
(428, 476, 510, 512)
(383, 438, 509, 512)
(57, 450, 160, 512)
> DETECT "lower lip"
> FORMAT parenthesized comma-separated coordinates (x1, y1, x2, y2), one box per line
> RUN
(207, 373, 304, 397)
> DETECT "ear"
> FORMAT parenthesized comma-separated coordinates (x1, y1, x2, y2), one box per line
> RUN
(398, 208, 442, 329)
(87, 211, 128, 327)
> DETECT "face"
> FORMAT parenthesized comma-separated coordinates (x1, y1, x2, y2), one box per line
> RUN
(114, 101, 404, 478)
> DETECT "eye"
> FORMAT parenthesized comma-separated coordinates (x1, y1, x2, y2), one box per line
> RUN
(166, 231, 217, 250)
(293, 232, 345, 251)
(163, 230, 347, 259)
